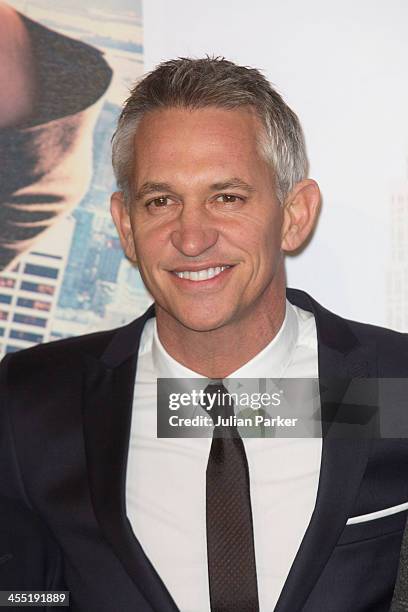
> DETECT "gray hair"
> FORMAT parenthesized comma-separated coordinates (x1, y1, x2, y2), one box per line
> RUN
(111, 56, 308, 205)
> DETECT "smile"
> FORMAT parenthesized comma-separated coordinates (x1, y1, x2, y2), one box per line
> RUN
(172, 265, 232, 281)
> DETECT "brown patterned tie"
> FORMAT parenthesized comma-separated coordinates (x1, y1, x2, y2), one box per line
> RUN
(205, 382, 260, 612)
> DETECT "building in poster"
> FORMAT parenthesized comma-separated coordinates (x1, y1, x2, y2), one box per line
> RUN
(0, 218, 74, 357)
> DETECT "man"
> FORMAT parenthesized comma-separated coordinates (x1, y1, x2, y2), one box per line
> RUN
(1, 57, 408, 611)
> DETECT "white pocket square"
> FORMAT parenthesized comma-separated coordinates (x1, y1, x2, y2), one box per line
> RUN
(346, 501, 408, 525)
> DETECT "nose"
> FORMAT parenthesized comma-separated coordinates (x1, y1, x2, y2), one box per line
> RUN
(170, 205, 218, 257)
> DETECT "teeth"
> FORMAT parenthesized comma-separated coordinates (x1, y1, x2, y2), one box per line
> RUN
(174, 266, 230, 281)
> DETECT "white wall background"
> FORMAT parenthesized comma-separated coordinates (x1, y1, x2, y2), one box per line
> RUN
(143, 0, 408, 328)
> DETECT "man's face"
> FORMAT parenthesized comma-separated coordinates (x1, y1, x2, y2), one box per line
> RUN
(113, 106, 287, 333)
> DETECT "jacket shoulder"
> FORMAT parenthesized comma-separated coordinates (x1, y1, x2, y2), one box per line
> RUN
(346, 318, 408, 374)
(0, 303, 154, 390)
(1, 327, 117, 373)
(315, 294, 408, 364)
(311, 293, 408, 374)
(346, 316, 407, 344)
(0, 323, 133, 393)
(288, 287, 408, 373)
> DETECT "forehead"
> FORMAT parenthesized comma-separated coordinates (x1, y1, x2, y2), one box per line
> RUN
(131, 106, 270, 185)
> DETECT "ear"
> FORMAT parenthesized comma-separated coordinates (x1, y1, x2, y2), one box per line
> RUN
(110, 191, 137, 263)
(281, 179, 321, 252)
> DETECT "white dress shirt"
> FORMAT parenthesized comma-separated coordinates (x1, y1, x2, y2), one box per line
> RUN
(126, 300, 322, 611)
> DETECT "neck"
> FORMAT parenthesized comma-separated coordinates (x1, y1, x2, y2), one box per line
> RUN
(155, 285, 287, 378)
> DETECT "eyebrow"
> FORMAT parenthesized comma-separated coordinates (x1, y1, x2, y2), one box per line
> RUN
(209, 178, 256, 193)
(134, 182, 174, 201)
(134, 178, 256, 201)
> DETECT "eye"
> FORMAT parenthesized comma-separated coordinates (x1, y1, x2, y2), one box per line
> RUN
(214, 194, 245, 207)
(145, 196, 176, 212)
(216, 194, 242, 203)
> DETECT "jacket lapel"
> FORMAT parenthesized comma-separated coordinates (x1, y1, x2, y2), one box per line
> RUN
(274, 289, 378, 612)
(83, 305, 179, 612)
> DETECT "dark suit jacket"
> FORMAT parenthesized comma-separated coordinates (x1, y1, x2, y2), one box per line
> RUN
(0, 496, 66, 611)
(1, 288, 408, 612)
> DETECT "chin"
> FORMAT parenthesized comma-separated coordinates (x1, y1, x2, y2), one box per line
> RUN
(174, 310, 232, 333)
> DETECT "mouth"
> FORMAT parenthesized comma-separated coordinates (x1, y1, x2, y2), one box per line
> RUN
(170, 265, 234, 282)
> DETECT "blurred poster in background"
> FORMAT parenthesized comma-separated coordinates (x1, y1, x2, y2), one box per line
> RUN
(0, 0, 150, 358)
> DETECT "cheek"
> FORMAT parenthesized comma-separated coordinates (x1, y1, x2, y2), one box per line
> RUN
(248, 231, 283, 277)
(132, 228, 174, 285)
(133, 225, 165, 259)
(235, 221, 281, 257)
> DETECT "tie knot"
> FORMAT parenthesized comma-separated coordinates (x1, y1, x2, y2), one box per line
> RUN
(203, 382, 235, 424)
